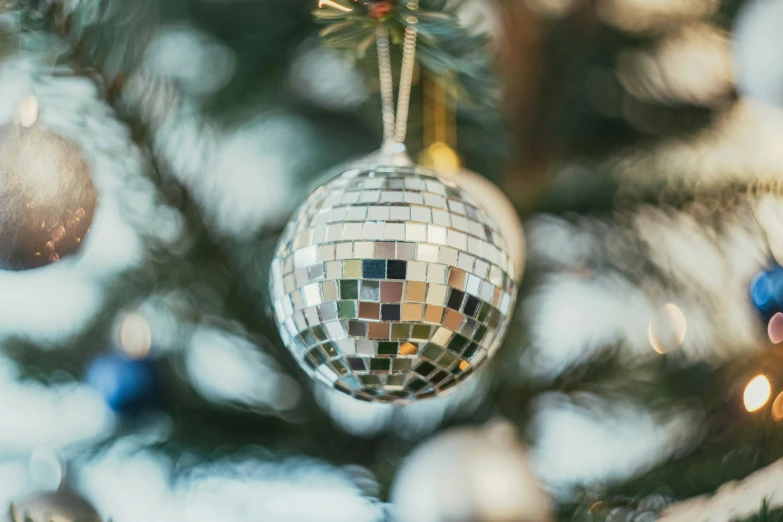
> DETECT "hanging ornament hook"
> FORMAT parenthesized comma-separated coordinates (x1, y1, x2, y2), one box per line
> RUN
(374, 2, 418, 161)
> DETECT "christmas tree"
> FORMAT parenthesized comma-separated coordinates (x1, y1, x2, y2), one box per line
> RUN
(1, 0, 782, 521)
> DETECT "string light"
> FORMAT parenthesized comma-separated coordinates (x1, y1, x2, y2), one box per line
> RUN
(743, 375, 772, 412)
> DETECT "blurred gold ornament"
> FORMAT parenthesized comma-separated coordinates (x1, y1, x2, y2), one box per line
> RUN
(743, 374, 771, 412)
(648, 303, 687, 354)
(8, 488, 101, 522)
(0, 125, 96, 270)
(391, 421, 553, 522)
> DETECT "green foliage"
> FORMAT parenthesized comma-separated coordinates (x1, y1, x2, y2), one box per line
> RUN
(743, 501, 783, 522)
(314, 0, 496, 105)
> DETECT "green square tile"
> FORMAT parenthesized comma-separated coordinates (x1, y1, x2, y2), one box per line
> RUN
(438, 350, 458, 368)
(474, 325, 487, 342)
(337, 300, 357, 319)
(411, 324, 432, 340)
(378, 342, 399, 356)
(340, 280, 359, 300)
(359, 374, 381, 385)
(370, 358, 391, 372)
(301, 331, 316, 347)
(387, 374, 406, 386)
(477, 302, 491, 322)
(391, 323, 410, 339)
(392, 358, 412, 371)
(422, 343, 444, 361)
(447, 334, 468, 353)
(312, 326, 327, 341)
(322, 342, 337, 358)
(331, 360, 348, 375)
(309, 348, 327, 365)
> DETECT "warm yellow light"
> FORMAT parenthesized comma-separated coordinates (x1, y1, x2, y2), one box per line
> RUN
(118, 312, 152, 359)
(773, 392, 783, 421)
(424, 142, 461, 174)
(318, 0, 353, 12)
(744, 375, 772, 412)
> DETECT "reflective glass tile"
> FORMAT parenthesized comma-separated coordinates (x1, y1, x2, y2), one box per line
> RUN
(399, 342, 418, 355)
(386, 260, 407, 280)
(359, 302, 380, 320)
(381, 304, 401, 321)
(368, 322, 390, 339)
(391, 359, 412, 372)
(464, 295, 480, 317)
(378, 342, 398, 356)
(354, 241, 374, 258)
(387, 373, 406, 385)
(347, 357, 366, 371)
(381, 281, 404, 302)
(421, 343, 443, 361)
(447, 289, 465, 311)
(335, 243, 353, 260)
(338, 300, 357, 319)
(370, 357, 391, 372)
(374, 241, 395, 259)
(340, 280, 359, 300)
(362, 259, 386, 279)
(424, 305, 444, 324)
(319, 303, 338, 321)
(360, 280, 380, 301)
(427, 264, 446, 284)
(406, 281, 427, 302)
(391, 323, 410, 339)
(426, 284, 448, 305)
(344, 260, 362, 278)
(443, 309, 463, 330)
(396, 242, 416, 260)
(448, 268, 467, 290)
(325, 261, 342, 280)
(401, 303, 423, 321)
(414, 361, 436, 376)
(411, 324, 431, 340)
(407, 261, 427, 281)
(348, 321, 367, 336)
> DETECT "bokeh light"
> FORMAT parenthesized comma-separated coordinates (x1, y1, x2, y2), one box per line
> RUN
(117, 312, 153, 359)
(743, 375, 771, 412)
(648, 303, 687, 354)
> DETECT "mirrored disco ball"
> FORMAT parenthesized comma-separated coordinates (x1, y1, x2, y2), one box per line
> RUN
(269, 165, 517, 403)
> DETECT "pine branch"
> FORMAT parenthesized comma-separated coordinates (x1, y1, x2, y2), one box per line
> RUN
(315, 0, 497, 105)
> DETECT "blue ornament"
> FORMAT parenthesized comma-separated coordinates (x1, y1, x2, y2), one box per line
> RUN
(86, 354, 159, 413)
(750, 267, 783, 317)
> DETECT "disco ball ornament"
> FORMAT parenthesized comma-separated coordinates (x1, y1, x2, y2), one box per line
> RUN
(269, 161, 518, 402)
(0, 124, 96, 270)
